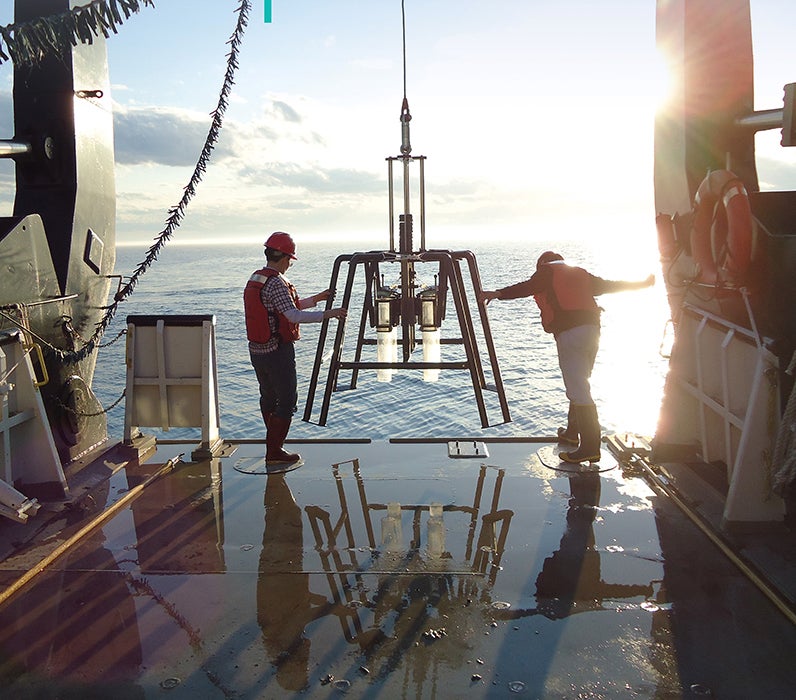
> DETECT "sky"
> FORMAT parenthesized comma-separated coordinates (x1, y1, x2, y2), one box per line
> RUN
(0, 0, 794, 248)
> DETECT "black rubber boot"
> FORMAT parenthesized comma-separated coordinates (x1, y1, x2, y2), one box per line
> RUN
(557, 402, 578, 445)
(560, 404, 601, 463)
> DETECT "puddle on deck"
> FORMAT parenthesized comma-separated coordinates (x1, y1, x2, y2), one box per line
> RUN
(1, 441, 795, 698)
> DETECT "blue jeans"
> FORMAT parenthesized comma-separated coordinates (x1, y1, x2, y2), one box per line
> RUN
(250, 342, 298, 422)
(555, 324, 600, 405)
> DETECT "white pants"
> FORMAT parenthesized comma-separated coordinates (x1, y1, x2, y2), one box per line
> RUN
(555, 324, 600, 406)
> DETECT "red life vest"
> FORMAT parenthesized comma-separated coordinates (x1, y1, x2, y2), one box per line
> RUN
(533, 262, 598, 334)
(244, 267, 301, 343)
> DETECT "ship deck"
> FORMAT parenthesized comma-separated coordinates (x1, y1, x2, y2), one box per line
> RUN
(1, 436, 796, 699)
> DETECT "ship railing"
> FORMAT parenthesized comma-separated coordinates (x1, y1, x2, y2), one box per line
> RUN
(657, 303, 785, 525)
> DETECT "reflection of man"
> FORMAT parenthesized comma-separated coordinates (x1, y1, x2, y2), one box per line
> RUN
(535, 473, 652, 618)
(257, 474, 312, 691)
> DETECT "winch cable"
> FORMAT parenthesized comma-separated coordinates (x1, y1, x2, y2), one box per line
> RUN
(398, 0, 412, 157)
(401, 0, 408, 101)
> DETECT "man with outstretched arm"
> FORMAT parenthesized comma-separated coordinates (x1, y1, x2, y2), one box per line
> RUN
(480, 251, 654, 463)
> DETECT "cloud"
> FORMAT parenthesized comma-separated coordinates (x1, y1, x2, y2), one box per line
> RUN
(758, 155, 796, 191)
(238, 161, 384, 195)
(271, 100, 301, 123)
(113, 104, 237, 166)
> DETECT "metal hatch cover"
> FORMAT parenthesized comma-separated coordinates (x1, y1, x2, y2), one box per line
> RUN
(447, 440, 489, 458)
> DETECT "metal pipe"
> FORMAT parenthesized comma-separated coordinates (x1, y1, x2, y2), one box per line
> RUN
(303, 253, 351, 423)
(318, 256, 360, 425)
(387, 158, 395, 251)
(734, 108, 783, 131)
(338, 360, 470, 370)
(459, 250, 512, 423)
(402, 156, 412, 237)
(389, 436, 556, 444)
(0, 139, 32, 158)
(15, 293, 79, 308)
(419, 156, 426, 251)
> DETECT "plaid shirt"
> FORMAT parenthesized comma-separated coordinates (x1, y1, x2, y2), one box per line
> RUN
(249, 272, 323, 354)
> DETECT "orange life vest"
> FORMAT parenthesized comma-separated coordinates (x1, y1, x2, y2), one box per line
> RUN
(533, 262, 598, 334)
(244, 267, 301, 343)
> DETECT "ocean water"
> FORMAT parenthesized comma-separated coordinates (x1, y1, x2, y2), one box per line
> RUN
(93, 237, 670, 442)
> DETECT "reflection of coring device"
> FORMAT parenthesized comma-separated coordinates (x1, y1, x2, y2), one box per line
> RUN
(303, 459, 513, 648)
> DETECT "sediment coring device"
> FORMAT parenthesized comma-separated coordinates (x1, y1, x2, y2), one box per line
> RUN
(303, 4, 510, 429)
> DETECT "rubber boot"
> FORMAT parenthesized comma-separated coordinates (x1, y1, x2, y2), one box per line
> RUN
(266, 415, 301, 466)
(560, 404, 601, 463)
(557, 402, 578, 445)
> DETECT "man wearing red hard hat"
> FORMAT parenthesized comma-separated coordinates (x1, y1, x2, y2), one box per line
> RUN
(244, 231, 347, 470)
(480, 251, 653, 465)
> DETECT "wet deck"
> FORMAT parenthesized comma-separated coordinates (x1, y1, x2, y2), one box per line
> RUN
(1, 438, 796, 698)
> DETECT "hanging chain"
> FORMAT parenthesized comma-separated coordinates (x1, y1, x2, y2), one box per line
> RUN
(55, 388, 127, 418)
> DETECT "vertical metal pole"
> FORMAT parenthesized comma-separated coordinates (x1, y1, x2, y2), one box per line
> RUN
(450, 259, 487, 389)
(387, 159, 395, 252)
(444, 254, 489, 427)
(402, 156, 412, 236)
(350, 260, 379, 389)
(319, 259, 360, 426)
(695, 315, 709, 463)
(399, 156, 415, 362)
(419, 156, 426, 252)
(461, 251, 512, 424)
(352, 459, 377, 549)
(303, 254, 348, 423)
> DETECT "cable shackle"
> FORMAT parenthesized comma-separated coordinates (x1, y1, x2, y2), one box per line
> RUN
(400, 96, 412, 155)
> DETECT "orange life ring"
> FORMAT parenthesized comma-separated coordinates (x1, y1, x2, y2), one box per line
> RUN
(691, 169, 755, 285)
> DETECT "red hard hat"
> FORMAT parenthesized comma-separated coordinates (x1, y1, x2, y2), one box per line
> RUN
(264, 231, 297, 260)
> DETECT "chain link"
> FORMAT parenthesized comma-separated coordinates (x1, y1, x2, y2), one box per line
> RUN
(56, 389, 127, 418)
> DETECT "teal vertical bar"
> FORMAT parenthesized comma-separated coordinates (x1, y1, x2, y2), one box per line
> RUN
(264, 0, 272, 22)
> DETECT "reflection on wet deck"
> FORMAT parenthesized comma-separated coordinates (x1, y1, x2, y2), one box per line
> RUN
(1, 440, 795, 698)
